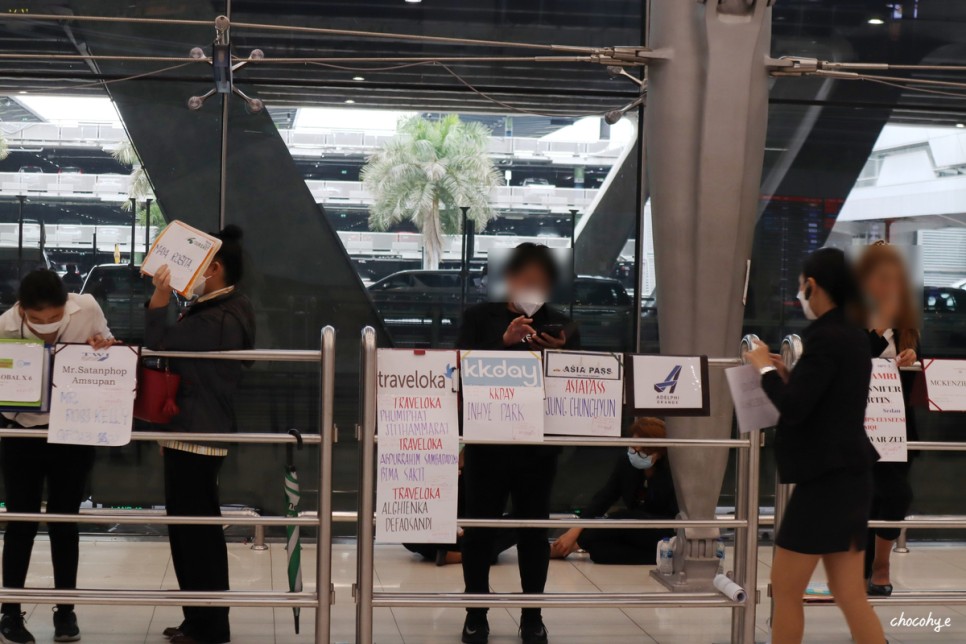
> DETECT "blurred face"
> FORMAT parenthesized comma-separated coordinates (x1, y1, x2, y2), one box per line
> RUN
(506, 263, 553, 302)
(863, 261, 904, 323)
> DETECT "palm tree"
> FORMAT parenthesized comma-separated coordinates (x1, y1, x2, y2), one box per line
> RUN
(0, 131, 8, 161)
(112, 140, 152, 208)
(361, 114, 501, 269)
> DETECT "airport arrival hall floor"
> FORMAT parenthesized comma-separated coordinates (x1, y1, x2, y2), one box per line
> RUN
(9, 538, 966, 643)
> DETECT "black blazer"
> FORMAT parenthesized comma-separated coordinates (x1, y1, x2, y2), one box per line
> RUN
(456, 301, 581, 351)
(581, 455, 679, 519)
(762, 308, 878, 484)
(868, 329, 920, 449)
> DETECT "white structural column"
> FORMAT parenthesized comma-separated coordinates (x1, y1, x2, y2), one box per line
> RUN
(645, 0, 773, 592)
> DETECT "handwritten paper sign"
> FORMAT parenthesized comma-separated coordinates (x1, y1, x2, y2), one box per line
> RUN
(864, 358, 907, 462)
(923, 359, 966, 412)
(627, 355, 710, 416)
(543, 350, 622, 436)
(375, 349, 460, 544)
(725, 364, 779, 433)
(0, 339, 48, 409)
(461, 350, 544, 443)
(47, 344, 138, 447)
(141, 220, 222, 297)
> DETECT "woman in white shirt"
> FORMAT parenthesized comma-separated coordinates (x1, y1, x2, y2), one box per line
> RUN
(0, 269, 113, 644)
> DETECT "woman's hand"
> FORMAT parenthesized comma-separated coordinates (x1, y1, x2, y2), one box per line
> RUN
(87, 334, 117, 350)
(550, 527, 582, 559)
(897, 348, 917, 368)
(503, 315, 537, 347)
(528, 330, 567, 350)
(148, 265, 174, 310)
(744, 341, 773, 371)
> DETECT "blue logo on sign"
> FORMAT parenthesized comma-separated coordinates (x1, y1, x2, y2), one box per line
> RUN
(654, 365, 682, 394)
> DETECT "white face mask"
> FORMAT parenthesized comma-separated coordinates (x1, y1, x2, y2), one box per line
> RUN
(798, 288, 818, 321)
(23, 312, 66, 336)
(190, 275, 208, 299)
(512, 290, 546, 317)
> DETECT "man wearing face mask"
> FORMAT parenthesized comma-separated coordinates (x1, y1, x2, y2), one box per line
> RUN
(145, 225, 255, 644)
(0, 269, 115, 644)
(456, 243, 579, 644)
(550, 417, 677, 565)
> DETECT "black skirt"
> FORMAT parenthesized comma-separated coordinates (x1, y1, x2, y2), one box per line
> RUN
(775, 467, 873, 555)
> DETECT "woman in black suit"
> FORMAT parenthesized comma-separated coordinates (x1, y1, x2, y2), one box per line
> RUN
(745, 248, 885, 644)
(857, 241, 920, 596)
(457, 243, 579, 644)
(550, 417, 678, 564)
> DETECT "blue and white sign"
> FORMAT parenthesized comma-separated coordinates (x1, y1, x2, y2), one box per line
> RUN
(461, 350, 544, 443)
(544, 350, 623, 436)
(627, 354, 710, 416)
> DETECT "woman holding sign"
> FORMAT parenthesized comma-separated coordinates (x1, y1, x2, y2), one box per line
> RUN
(0, 269, 114, 644)
(857, 241, 920, 597)
(457, 243, 579, 644)
(745, 248, 885, 644)
(146, 225, 255, 644)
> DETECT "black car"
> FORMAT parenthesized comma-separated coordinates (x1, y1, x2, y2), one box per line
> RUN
(367, 269, 634, 350)
(80, 264, 151, 344)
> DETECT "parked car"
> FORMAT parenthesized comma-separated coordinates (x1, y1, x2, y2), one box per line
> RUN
(922, 285, 966, 357)
(57, 166, 83, 174)
(17, 165, 44, 173)
(367, 269, 634, 350)
(80, 264, 150, 343)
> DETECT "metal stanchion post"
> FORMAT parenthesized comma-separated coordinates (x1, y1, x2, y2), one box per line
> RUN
(355, 327, 377, 644)
(741, 428, 761, 644)
(316, 326, 336, 644)
(731, 438, 750, 644)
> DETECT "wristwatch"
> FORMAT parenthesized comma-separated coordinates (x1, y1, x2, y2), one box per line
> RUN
(759, 365, 777, 376)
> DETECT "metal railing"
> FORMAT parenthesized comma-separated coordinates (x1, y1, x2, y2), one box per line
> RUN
(0, 328, 338, 644)
(353, 327, 762, 644)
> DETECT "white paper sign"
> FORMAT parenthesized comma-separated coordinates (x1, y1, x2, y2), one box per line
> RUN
(923, 359, 966, 412)
(461, 350, 544, 443)
(628, 355, 709, 415)
(0, 340, 46, 405)
(725, 364, 779, 433)
(47, 344, 139, 447)
(375, 349, 460, 544)
(543, 351, 622, 436)
(140, 220, 222, 297)
(864, 358, 907, 462)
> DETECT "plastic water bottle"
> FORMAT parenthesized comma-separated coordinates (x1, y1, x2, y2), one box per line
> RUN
(715, 538, 726, 574)
(658, 538, 673, 576)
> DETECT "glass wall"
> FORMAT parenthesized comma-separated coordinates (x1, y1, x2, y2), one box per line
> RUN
(1, 1, 966, 537)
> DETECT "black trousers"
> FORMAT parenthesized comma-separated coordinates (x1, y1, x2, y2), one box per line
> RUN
(164, 449, 230, 644)
(865, 460, 913, 577)
(461, 444, 557, 620)
(577, 509, 673, 565)
(0, 437, 94, 615)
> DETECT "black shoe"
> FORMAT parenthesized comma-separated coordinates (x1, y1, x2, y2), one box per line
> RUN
(162, 623, 186, 639)
(52, 609, 80, 642)
(461, 613, 489, 644)
(520, 616, 548, 644)
(0, 612, 35, 644)
(867, 579, 894, 596)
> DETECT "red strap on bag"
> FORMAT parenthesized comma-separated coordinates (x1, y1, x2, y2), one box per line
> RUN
(134, 363, 181, 424)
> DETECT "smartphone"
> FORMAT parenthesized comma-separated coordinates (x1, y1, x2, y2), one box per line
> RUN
(539, 323, 566, 337)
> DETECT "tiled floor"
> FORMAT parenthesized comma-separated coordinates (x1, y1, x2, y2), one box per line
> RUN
(9, 537, 966, 643)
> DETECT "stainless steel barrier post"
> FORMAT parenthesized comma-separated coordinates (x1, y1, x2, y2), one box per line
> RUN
(316, 326, 337, 644)
(355, 327, 377, 644)
(732, 335, 762, 644)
